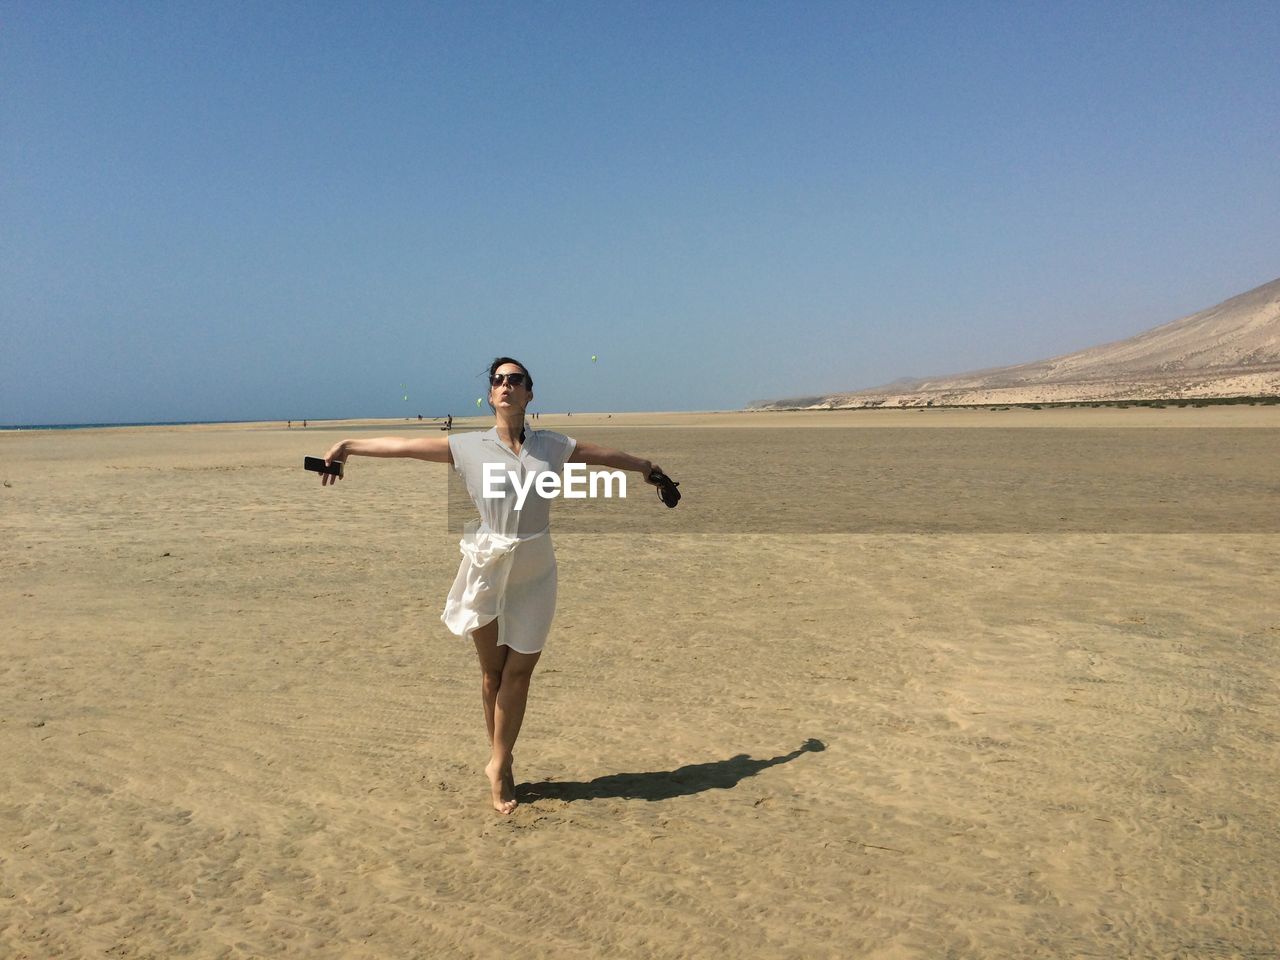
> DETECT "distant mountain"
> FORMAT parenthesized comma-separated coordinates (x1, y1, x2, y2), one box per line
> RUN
(751, 276, 1280, 408)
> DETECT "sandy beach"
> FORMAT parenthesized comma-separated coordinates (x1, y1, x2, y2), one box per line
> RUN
(3, 408, 1278, 959)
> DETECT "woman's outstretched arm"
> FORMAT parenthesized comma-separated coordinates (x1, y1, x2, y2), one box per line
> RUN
(319, 436, 451, 485)
(568, 440, 660, 484)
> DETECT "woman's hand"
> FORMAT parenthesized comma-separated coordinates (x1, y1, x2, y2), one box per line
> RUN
(643, 462, 660, 484)
(321, 441, 348, 486)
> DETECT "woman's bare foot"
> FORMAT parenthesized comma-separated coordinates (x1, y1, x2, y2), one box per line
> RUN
(485, 758, 517, 815)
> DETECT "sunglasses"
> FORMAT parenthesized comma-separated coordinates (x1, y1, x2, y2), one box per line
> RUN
(489, 372, 529, 388)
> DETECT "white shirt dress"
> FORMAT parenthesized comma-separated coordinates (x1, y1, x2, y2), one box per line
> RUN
(441, 427, 576, 654)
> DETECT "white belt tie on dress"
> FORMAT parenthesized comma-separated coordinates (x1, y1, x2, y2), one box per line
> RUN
(457, 520, 550, 568)
(441, 520, 551, 640)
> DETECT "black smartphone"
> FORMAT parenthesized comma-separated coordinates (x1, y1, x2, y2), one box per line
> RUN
(304, 456, 343, 477)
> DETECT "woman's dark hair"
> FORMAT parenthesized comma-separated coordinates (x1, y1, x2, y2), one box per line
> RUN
(487, 356, 532, 390)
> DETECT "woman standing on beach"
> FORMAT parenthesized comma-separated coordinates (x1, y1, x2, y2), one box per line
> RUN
(319, 357, 668, 814)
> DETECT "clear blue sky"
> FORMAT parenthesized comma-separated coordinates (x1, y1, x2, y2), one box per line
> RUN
(3, 1, 1278, 424)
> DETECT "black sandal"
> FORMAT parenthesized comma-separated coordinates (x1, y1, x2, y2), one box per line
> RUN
(647, 467, 681, 508)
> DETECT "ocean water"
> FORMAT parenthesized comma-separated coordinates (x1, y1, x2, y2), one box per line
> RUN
(0, 419, 274, 431)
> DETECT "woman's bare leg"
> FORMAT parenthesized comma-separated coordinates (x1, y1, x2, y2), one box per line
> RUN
(472, 622, 540, 814)
(488, 646, 540, 813)
(472, 621, 506, 747)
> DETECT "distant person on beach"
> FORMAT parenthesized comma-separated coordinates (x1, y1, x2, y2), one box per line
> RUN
(318, 357, 670, 814)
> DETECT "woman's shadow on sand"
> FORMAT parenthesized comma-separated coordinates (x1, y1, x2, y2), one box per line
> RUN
(519, 738, 826, 804)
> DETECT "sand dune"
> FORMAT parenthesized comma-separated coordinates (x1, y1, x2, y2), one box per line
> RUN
(3, 410, 1279, 958)
(755, 276, 1280, 408)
